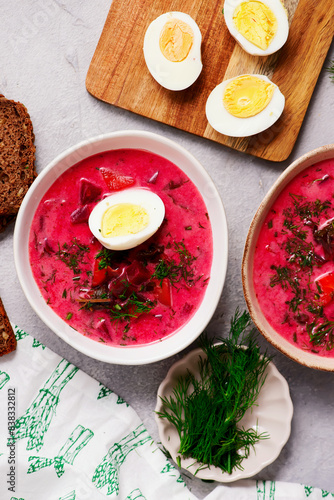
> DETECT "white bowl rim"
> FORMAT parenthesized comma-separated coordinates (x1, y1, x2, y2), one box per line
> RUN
(242, 143, 334, 371)
(14, 130, 228, 365)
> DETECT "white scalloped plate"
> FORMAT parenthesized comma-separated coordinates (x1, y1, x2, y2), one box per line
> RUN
(155, 346, 293, 482)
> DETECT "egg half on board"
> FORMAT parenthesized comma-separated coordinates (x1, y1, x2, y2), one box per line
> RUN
(224, 0, 289, 56)
(205, 74, 285, 137)
(88, 188, 165, 251)
(143, 11, 203, 91)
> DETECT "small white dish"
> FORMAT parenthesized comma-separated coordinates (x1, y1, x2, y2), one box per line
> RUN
(155, 346, 293, 481)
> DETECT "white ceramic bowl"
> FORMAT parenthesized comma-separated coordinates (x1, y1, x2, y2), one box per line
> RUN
(14, 130, 228, 365)
(155, 347, 293, 481)
(242, 144, 334, 371)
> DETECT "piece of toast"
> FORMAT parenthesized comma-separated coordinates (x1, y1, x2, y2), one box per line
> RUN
(0, 297, 17, 356)
(0, 94, 37, 232)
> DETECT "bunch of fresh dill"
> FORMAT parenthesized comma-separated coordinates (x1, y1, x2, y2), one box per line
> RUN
(156, 309, 271, 474)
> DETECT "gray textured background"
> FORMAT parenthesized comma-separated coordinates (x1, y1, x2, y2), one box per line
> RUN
(1, 1, 334, 497)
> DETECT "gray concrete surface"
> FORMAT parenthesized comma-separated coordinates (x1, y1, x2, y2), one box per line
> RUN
(1, 1, 334, 497)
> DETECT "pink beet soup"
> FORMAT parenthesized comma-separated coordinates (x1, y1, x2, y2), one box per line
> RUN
(29, 149, 213, 347)
(254, 158, 334, 357)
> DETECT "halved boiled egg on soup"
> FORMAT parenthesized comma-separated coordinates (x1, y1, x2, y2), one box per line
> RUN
(143, 12, 203, 91)
(205, 74, 285, 137)
(224, 0, 289, 56)
(88, 189, 165, 251)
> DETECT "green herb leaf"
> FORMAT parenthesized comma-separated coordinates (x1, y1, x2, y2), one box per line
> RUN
(152, 241, 198, 286)
(307, 320, 334, 350)
(156, 309, 271, 474)
(56, 238, 89, 274)
(327, 59, 334, 82)
(96, 247, 116, 269)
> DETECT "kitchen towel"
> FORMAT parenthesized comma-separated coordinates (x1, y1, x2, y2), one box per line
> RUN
(204, 481, 334, 500)
(0, 327, 332, 500)
(0, 327, 197, 500)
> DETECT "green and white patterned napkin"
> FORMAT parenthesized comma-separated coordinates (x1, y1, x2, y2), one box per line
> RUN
(204, 481, 334, 500)
(0, 327, 332, 500)
(0, 327, 197, 500)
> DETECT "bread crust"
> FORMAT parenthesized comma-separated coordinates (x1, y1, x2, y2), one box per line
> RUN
(0, 94, 36, 231)
(0, 297, 17, 356)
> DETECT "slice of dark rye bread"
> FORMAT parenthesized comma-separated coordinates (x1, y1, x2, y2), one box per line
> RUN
(0, 94, 37, 232)
(0, 297, 17, 356)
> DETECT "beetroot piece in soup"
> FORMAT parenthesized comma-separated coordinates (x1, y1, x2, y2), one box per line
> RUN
(253, 158, 334, 357)
(29, 149, 213, 347)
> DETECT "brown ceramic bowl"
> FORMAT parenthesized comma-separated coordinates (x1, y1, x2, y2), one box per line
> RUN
(242, 144, 334, 371)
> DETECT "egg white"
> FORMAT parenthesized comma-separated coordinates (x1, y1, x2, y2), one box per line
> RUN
(224, 0, 289, 56)
(205, 74, 285, 137)
(88, 188, 165, 251)
(143, 11, 203, 91)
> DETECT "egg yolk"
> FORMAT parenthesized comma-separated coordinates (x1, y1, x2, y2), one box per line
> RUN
(101, 203, 149, 238)
(223, 75, 275, 118)
(233, 1, 277, 50)
(159, 18, 194, 62)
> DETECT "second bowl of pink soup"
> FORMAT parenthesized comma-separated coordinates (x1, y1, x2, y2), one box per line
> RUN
(243, 144, 334, 371)
(14, 130, 228, 365)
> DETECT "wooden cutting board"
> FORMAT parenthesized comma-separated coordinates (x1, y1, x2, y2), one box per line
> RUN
(86, 0, 334, 162)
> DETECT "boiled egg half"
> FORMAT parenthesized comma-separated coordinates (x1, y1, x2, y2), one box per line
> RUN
(88, 189, 165, 251)
(224, 0, 289, 56)
(206, 74, 285, 137)
(143, 11, 202, 91)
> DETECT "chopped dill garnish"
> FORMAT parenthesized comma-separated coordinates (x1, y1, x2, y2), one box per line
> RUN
(152, 241, 198, 286)
(108, 293, 156, 321)
(307, 320, 334, 350)
(79, 292, 156, 322)
(43, 269, 56, 283)
(152, 259, 179, 285)
(265, 188, 334, 350)
(285, 237, 315, 268)
(270, 265, 293, 289)
(156, 310, 271, 474)
(56, 238, 89, 274)
(95, 247, 116, 269)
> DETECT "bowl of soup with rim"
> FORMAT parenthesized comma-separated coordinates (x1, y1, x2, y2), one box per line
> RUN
(242, 144, 334, 371)
(14, 130, 228, 365)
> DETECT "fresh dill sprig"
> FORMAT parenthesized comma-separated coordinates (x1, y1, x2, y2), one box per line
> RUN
(156, 309, 271, 475)
(327, 59, 334, 82)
